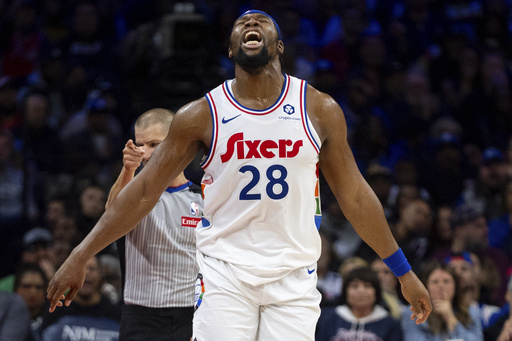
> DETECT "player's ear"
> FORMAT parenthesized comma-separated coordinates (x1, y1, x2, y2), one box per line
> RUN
(277, 40, 284, 54)
(228, 46, 233, 59)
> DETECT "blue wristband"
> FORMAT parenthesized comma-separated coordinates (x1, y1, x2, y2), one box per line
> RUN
(383, 248, 411, 277)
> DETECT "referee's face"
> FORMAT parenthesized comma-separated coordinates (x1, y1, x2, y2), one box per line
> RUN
(135, 122, 168, 166)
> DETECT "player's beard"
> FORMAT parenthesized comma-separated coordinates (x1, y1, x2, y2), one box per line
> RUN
(233, 44, 272, 75)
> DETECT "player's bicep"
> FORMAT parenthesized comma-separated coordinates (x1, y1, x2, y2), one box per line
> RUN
(315, 95, 366, 207)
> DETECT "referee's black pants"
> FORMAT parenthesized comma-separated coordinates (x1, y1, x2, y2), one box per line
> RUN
(119, 304, 194, 341)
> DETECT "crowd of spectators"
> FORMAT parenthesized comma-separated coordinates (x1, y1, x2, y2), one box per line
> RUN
(1, 0, 512, 340)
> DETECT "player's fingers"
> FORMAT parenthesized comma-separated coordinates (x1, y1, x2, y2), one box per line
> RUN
(411, 298, 432, 324)
(47, 285, 66, 312)
(64, 286, 80, 306)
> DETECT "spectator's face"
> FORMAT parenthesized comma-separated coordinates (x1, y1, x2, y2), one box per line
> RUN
(15, 271, 46, 316)
(401, 199, 432, 233)
(21, 242, 55, 265)
(79, 257, 101, 299)
(346, 279, 376, 311)
(25, 94, 47, 129)
(427, 269, 455, 302)
(45, 200, 66, 226)
(480, 161, 507, 191)
(80, 186, 106, 219)
(371, 259, 397, 294)
(74, 3, 98, 37)
(463, 217, 489, 247)
(435, 206, 453, 242)
(135, 123, 167, 166)
(53, 216, 78, 240)
(448, 259, 476, 290)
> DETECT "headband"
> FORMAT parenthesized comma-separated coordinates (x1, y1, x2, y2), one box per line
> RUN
(237, 10, 282, 40)
(445, 251, 473, 265)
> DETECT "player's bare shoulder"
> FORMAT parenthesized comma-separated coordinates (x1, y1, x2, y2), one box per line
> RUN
(305, 83, 347, 143)
(172, 97, 213, 149)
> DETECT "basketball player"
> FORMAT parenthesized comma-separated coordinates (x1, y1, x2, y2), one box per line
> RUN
(48, 10, 432, 340)
(106, 108, 203, 340)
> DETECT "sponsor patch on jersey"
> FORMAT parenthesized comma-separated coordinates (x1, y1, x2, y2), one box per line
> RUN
(182, 217, 201, 227)
(283, 104, 295, 114)
(278, 103, 301, 121)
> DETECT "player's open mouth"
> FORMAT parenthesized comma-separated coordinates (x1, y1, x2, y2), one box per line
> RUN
(242, 31, 262, 48)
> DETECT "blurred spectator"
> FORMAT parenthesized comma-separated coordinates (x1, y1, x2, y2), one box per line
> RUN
(24, 47, 69, 127)
(400, 260, 483, 340)
(41, 255, 121, 341)
(319, 187, 365, 263)
(60, 95, 124, 185)
(339, 257, 369, 277)
(365, 163, 394, 220)
(457, 49, 512, 149)
(421, 132, 468, 207)
(0, 76, 23, 130)
(459, 147, 508, 220)
(433, 203, 510, 306)
(484, 275, 512, 341)
(391, 197, 433, 270)
(40, 0, 69, 47)
(43, 193, 68, 231)
(60, 1, 116, 108)
(371, 257, 407, 320)
(0, 0, 44, 78)
(429, 30, 469, 106)
(316, 266, 403, 341)
(317, 232, 343, 307)
(73, 182, 107, 237)
(51, 215, 81, 269)
(488, 178, 512, 259)
(430, 205, 454, 254)
(13, 89, 63, 175)
(14, 263, 49, 341)
(388, 158, 431, 221)
(388, 0, 444, 64)
(0, 290, 32, 341)
(0, 227, 56, 291)
(0, 128, 38, 276)
(445, 251, 500, 328)
(98, 254, 121, 305)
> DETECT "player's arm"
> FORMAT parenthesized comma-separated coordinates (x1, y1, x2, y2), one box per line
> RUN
(307, 85, 432, 323)
(105, 139, 143, 210)
(47, 98, 211, 312)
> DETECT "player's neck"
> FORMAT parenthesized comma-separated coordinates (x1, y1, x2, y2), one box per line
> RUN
(232, 63, 284, 109)
(169, 173, 188, 188)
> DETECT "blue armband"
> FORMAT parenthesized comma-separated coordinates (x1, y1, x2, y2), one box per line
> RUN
(383, 248, 411, 277)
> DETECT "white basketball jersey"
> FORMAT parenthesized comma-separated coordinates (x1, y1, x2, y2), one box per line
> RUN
(198, 74, 322, 286)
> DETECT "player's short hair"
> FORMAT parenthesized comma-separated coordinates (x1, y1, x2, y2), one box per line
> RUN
(135, 108, 174, 133)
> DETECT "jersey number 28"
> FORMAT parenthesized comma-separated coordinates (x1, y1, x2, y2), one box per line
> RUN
(239, 164, 288, 200)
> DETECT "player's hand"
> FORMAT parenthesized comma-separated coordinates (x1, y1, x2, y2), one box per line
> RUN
(399, 270, 432, 324)
(46, 252, 86, 313)
(123, 139, 142, 172)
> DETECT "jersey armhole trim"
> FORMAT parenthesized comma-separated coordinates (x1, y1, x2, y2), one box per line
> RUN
(300, 80, 321, 153)
(200, 93, 218, 169)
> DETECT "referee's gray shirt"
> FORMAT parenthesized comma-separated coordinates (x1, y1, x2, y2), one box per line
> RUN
(123, 181, 203, 308)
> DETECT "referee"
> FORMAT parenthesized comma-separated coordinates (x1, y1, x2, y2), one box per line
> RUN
(106, 108, 203, 340)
